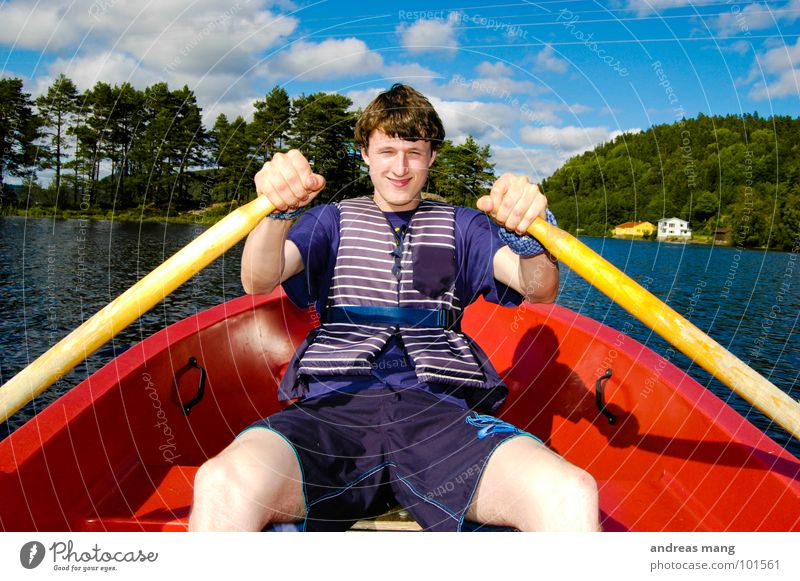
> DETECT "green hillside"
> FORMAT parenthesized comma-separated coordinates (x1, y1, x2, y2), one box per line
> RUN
(542, 114, 800, 250)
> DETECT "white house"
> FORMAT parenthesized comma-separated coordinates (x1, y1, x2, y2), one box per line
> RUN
(657, 217, 692, 240)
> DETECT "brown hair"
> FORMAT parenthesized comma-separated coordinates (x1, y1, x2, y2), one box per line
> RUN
(355, 84, 445, 152)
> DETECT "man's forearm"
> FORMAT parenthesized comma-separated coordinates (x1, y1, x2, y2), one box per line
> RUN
(240, 218, 293, 295)
(518, 252, 560, 304)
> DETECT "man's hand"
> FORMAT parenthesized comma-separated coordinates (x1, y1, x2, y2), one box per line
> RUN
(254, 149, 326, 212)
(476, 173, 547, 235)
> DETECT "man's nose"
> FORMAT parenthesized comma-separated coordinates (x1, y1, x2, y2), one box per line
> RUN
(392, 152, 408, 175)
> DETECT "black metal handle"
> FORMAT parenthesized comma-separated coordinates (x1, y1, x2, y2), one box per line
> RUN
(182, 357, 207, 415)
(595, 368, 617, 425)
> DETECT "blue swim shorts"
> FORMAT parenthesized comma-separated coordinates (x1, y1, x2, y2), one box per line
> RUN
(241, 386, 537, 532)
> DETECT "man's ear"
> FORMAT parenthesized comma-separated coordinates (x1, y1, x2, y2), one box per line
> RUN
(360, 147, 370, 166)
(428, 148, 437, 167)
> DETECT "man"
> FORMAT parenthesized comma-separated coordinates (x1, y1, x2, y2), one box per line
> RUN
(190, 84, 599, 532)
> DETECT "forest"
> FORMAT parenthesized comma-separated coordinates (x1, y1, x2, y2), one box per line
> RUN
(543, 113, 800, 250)
(0, 75, 492, 220)
(1, 74, 797, 250)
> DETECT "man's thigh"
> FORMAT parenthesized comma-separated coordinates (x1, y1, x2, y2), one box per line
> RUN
(220, 427, 307, 522)
(465, 435, 598, 531)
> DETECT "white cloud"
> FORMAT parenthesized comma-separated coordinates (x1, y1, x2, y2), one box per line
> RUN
(444, 61, 546, 103)
(382, 62, 442, 86)
(0, 2, 82, 50)
(520, 125, 632, 155)
(534, 46, 568, 74)
(493, 125, 640, 179)
(720, 40, 754, 56)
(37, 52, 159, 96)
(749, 37, 800, 99)
(203, 95, 262, 126)
(121, 9, 297, 76)
(2, 0, 300, 125)
(428, 96, 517, 143)
(269, 38, 384, 80)
(475, 61, 515, 79)
(621, 0, 695, 15)
(713, 1, 800, 36)
(0, 1, 298, 75)
(712, 4, 776, 36)
(345, 88, 384, 111)
(490, 145, 566, 180)
(397, 13, 460, 54)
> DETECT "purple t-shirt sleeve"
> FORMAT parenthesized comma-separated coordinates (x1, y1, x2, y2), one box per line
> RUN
(454, 207, 523, 307)
(282, 205, 339, 310)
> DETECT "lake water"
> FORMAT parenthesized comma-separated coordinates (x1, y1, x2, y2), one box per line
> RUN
(1, 216, 798, 457)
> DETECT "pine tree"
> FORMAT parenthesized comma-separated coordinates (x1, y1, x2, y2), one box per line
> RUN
(168, 85, 207, 209)
(289, 92, 360, 202)
(35, 74, 80, 202)
(0, 78, 39, 203)
(250, 86, 291, 163)
(429, 136, 495, 206)
(210, 113, 252, 201)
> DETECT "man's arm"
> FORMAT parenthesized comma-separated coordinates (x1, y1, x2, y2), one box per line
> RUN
(241, 150, 325, 295)
(241, 220, 303, 295)
(477, 173, 560, 304)
(492, 247, 559, 304)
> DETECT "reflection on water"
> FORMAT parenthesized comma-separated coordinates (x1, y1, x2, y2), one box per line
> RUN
(1, 218, 797, 456)
(0, 217, 243, 438)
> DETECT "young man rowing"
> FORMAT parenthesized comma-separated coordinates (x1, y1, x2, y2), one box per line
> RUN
(190, 84, 599, 532)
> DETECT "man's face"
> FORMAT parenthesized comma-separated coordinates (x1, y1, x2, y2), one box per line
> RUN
(361, 130, 436, 212)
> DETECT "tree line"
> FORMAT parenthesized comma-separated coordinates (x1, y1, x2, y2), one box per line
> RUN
(3, 74, 796, 250)
(543, 113, 800, 250)
(0, 75, 495, 215)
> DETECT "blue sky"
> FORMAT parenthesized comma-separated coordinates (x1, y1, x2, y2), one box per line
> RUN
(1, 0, 798, 179)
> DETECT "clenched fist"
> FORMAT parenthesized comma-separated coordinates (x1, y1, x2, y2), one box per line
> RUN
(477, 173, 548, 235)
(254, 149, 326, 212)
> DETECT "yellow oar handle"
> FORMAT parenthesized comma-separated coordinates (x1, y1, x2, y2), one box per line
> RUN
(528, 216, 800, 441)
(0, 196, 276, 423)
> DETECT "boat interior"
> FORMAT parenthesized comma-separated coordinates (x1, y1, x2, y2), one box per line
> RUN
(1, 292, 798, 532)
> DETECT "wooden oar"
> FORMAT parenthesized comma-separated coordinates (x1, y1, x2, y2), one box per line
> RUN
(3, 199, 798, 442)
(0, 196, 275, 423)
(527, 217, 800, 441)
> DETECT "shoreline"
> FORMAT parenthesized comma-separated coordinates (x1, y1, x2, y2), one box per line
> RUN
(4, 203, 238, 226)
(3, 208, 781, 252)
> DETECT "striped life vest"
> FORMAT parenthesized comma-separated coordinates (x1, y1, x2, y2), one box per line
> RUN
(295, 196, 487, 389)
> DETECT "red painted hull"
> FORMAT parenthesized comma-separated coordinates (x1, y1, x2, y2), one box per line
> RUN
(1, 291, 798, 531)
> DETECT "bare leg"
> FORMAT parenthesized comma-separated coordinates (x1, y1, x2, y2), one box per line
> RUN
(189, 428, 306, 531)
(465, 436, 600, 531)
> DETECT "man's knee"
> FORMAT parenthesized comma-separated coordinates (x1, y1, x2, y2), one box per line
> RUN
(194, 456, 235, 499)
(530, 464, 599, 531)
(558, 466, 599, 510)
(191, 431, 305, 530)
(193, 455, 253, 513)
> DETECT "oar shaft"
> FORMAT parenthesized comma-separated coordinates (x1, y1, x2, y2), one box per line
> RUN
(0, 196, 275, 423)
(529, 218, 800, 441)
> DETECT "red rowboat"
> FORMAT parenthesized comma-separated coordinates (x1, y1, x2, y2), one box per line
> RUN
(1, 290, 798, 532)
